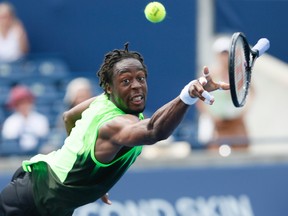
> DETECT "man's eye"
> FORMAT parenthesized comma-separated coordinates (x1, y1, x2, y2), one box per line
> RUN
(122, 79, 130, 84)
(138, 77, 146, 82)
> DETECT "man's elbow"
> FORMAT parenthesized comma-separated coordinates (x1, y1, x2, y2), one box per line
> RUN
(149, 131, 170, 144)
(62, 111, 71, 124)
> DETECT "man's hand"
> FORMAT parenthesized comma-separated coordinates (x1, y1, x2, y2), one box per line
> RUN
(101, 193, 112, 205)
(188, 66, 230, 105)
(201, 66, 230, 92)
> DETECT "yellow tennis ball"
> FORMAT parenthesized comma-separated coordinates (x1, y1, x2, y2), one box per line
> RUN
(144, 2, 166, 23)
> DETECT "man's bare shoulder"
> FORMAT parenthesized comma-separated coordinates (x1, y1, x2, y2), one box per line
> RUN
(99, 114, 141, 139)
(113, 114, 141, 123)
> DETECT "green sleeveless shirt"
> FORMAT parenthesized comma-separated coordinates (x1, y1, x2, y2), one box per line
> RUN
(22, 94, 144, 216)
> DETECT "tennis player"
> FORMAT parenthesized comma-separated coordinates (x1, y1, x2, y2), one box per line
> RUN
(0, 43, 229, 216)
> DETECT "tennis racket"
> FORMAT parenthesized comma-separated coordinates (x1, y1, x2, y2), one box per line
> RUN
(229, 32, 270, 107)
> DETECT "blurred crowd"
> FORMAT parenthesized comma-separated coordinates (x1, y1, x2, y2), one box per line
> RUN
(0, 1, 251, 158)
(197, 36, 251, 152)
(0, 2, 100, 156)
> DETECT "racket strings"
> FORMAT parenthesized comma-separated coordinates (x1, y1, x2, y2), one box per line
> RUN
(234, 38, 248, 104)
(229, 32, 269, 107)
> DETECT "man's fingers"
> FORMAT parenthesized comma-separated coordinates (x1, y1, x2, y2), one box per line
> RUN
(190, 88, 214, 105)
(202, 91, 213, 100)
(203, 66, 210, 77)
(101, 193, 112, 205)
(201, 91, 214, 105)
(188, 79, 214, 105)
(218, 81, 230, 90)
(198, 66, 210, 86)
(198, 77, 207, 86)
(191, 66, 229, 104)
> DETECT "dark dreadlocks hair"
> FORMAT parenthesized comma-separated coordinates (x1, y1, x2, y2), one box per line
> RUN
(97, 43, 147, 94)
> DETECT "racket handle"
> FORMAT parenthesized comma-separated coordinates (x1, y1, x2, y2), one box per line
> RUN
(252, 38, 270, 57)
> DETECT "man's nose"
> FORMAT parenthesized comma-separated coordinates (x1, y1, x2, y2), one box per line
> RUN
(131, 80, 141, 88)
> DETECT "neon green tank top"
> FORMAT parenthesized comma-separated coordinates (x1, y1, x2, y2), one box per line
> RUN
(22, 94, 144, 216)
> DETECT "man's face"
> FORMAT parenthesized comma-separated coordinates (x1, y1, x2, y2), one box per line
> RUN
(107, 58, 147, 114)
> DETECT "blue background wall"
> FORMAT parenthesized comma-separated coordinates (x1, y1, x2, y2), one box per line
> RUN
(6, 0, 287, 120)
(5, 0, 288, 113)
(7, 0, 197, 116)
(214, 0, 288, 63)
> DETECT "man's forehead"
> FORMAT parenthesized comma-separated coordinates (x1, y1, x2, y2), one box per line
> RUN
(114, 58, 144, 71)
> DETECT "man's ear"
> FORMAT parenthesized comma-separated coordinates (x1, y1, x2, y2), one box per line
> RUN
(106, 84, 112, 94)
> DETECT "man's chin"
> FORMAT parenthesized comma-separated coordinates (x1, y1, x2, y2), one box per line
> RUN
(126, 106, 145, 115)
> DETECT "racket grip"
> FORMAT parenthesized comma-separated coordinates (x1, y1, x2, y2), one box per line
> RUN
(252, 38, 270, 57)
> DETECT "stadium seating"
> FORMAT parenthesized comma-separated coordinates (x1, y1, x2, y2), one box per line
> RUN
(0, 56, 70, 156)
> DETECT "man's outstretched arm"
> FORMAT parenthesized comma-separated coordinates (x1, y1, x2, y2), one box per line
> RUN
(102, 67, 229, 147)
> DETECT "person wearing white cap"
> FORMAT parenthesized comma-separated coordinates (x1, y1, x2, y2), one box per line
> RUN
(197, 36, 251, 151)
(212, 36, 231, 53)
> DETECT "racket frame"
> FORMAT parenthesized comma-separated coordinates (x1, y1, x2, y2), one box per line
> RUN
(228, 32, 257, 107)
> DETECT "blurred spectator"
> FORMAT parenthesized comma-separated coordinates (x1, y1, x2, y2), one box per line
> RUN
(1, 85, 49, 153)
(64, 77, 93, 109)
(0, 2, 29, 62)
(197, 36, 251, 151)
(56, 77, 93, 128)
(56, 77, 94, 130)
(41, 77, 93, 153)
